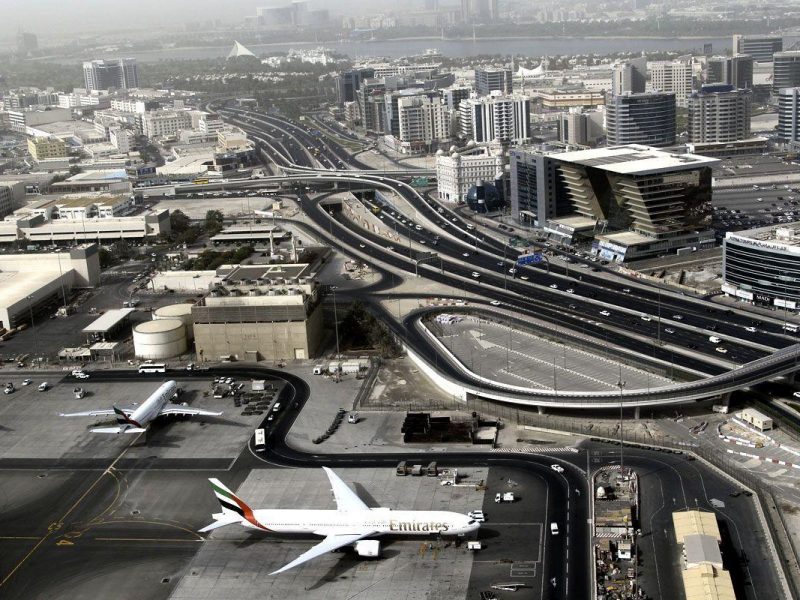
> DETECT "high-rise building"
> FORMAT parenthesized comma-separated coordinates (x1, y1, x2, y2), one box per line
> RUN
(395, 96, 453, 152)
(474, 68, 512, 96)
(16, 31, 38, 55)
(436, 143, 504, 203)
(611, 58, 647, 95)
(706, 55, 753, 89)
(335, 68, 374, 105)
(650, 59, 694, 106)
(773, 52, 800, 94)
(605, 92, 676, 147)
(459, 92, 531, 144)
(510, 145, 717, 260)
(687, 85, 751, 143)
(557, 108, 604, 146)
(83, 59, 139, 91)
(442, 86, 472, 110)
(733, 34, 782, 63)
(778, 87, 800, 143)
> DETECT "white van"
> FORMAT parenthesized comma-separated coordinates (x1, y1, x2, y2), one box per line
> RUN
(709, 336, 721, 344)
(550, 522, 559, 535)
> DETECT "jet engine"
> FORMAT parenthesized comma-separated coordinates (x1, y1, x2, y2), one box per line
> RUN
(354, 540, 380, 557)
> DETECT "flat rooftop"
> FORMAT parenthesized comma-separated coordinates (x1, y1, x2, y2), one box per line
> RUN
(725, 222, 800, 253)
(549, 144, 719, 175)
(82, 308, 136, 334)
(0, 270, 65, 310)
(597, 231, 655, 246)
(672, 510, 721, 544)
(220, 263, 313, 282)
(25, 192, 128, 210)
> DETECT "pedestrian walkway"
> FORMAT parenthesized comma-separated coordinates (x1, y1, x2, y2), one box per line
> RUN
(493, 446, 579, 454)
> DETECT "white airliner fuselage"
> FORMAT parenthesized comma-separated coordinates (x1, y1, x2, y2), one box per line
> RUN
(242, 508, 477, 536)
(60, 380, 222, 433)
(201, 467, 481, 574)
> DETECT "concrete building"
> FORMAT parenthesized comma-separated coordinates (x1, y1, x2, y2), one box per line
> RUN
(442, 86, 472, 110)
(557, 108, 604, 146)
(605, 92, 676, 147)
(706, 55, 753, 89)
(6, 108, 73, 134)
(536, 91, 605, 109)
(27, 136, 68, 162)
(773, 51, 800, 94)
(739, 408, 773, 431)
(510, 145, 717, 260)
(0, 245, 100, 329)
(459, 92, 531, 144)
(474, 68, 512, 96)
(436, 143, 504, 203)
(83, 59, 139, 91)
(733, 34, 782, 63)
(611, 57, 647, 95)
(650, 59, 694, 106)
(142, 110, 192, 139)
(0, 181, 25, 218)
(672, 511, 735, 600)
(723, 222, 800, 309)
(390, 95, 453, 154)
(191, 263, 323, 362)
(778, 87, 800, 143)
(687, 85, 751, 144)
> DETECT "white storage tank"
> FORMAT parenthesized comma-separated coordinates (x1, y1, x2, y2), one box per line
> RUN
(133, 319, 187, 360)
(153, 303, 195, 341)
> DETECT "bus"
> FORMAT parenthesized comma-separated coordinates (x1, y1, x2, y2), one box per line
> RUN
(138, 362, 167, 374)
(192, 178, 209, 185)
(254, 428, 266, 452)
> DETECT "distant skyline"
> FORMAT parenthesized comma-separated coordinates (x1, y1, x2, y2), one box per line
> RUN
(0, 0, 405, 41)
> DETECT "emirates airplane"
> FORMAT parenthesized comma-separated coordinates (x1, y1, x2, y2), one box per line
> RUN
(200, 466, 481, 574)
(59, 380, 222, 433)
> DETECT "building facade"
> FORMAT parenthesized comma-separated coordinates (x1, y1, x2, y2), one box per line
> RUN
(83, 59, 139, 91)
(605, 92, 676, 147)
(778, 87, 800, 143)
(773, 51, 800, 94)
(611, 58, 647, 95)
(459, 93, 531, 143)
(649, 60, 694, 106)
(706, 55, 753, 89)
(474, 68, 512, 96)
(393, 95, 453, 153)
(733, 34, 782, 63)
(27, 136, 68, 162)
(142, 110, 192, 139)
(687, 85, 751, 143)
(435, 144, 504, 203)
(723, 224, 800, 309)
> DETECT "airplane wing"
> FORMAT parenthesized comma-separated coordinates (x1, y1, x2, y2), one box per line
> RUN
(91, 425, 147, 434)
(159, 403, 223, 417)
(270, 531, 375, 575)
(322, 466, 369, 512)
(60, 406, 136, 418)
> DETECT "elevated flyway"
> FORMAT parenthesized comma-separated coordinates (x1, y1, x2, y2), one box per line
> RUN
(406, 310, 800, 408)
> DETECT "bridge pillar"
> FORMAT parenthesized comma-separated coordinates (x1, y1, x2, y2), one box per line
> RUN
(719, 392, 732, 408)
(537, 406, 545, 415)
(787, 371, 797, 386)
(634, 406, 641, 420)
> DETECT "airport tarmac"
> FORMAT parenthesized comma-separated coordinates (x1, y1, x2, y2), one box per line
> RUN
(169, 467, 488, 600)
(0, 375, 273, 461)
(438, 318, 673, 392)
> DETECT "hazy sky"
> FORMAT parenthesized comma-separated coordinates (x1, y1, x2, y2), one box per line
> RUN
(0, 0, 384, 41)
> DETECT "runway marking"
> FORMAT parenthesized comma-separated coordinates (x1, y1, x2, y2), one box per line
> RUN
(0, 537, 39, 540)
(0, 432, 144, 589)
(94, 537, 203, 543)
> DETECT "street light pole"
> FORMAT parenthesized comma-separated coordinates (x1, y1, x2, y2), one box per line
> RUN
(332, 286, 340, 359)
(27, 295, 39, 367)
(617, 365, 627, 473)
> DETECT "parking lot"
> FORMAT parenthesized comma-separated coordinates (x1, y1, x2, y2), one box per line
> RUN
(437, 318, 672, 392)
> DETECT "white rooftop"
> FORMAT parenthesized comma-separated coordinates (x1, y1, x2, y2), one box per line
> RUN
(726, 221, 800, 254)
(82, 308, 136, 333)
(550, 144, 719, 175)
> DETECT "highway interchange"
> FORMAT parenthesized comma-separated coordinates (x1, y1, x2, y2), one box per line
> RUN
(0, 103, 793, 600)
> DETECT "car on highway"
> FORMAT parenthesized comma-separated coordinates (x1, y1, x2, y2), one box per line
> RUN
(600, 310, 611, 316)
(793, 391, 800, 399)
(665, 328, 675, 334)
(745, 326, 757, 332)
(508, 268, 517, 274)
(462, 252, 470, 257)
(622, 288, 631, 293)
(21, 379, 32, 386)
(715, 347, 728, 354)
(566, 288, 574, 294)
(550, 464, 564, 473)
(672, 314, 683, 320)
(38, 382, 49, 392)
(549, 284, 558, 289)
(520, 275, 529, 280)
(471, 272, 480, 278)
(641, 315, 652, 321)
(490, 300, 501, 306)
(468, 510, 486, 522)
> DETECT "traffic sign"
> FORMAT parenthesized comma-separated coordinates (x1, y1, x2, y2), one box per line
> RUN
(517, 253, 543, 266)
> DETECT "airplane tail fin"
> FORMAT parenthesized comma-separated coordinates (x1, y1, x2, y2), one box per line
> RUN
(205, 479, 268, 531)
(113, 406, 143, 429)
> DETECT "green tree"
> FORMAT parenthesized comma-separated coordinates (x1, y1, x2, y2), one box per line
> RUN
(204, 210, 224, 236)
(170, 210, 191, 233)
